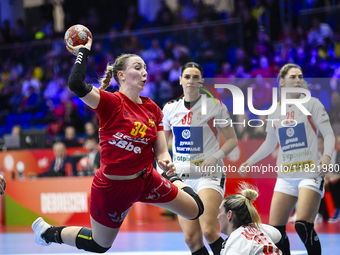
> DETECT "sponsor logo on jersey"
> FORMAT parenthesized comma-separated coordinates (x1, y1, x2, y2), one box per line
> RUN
(191, 159, 204, 166)
(145, 178, 172, 200)
(75, 52, 83, 65)
(182, 129, 191, 139)
(286, 127, 295, 137)
(173, 153, 205, 163)
(108, 208, 131, 223)
(282, 149, 312, 161)
(279, 123, 308, 152)
(281, 160, 315, 173)
(112, 132, 150, 144)
(173, 126, 203, 154)
(108, 139, 142, 154)
(148, 118, 155, 127)
(145, 191, 160, 200)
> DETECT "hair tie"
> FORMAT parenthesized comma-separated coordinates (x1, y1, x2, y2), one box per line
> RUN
(242, 195, 251, 201)
(108, 70, 113, 78)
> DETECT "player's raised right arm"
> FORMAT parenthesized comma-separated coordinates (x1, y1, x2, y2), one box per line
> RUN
(67, 38, 100, 109)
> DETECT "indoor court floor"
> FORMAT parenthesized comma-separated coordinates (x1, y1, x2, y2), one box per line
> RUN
(1, 218, 340, 255)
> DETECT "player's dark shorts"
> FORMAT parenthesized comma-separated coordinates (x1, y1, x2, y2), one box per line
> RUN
(90, 164, 179, 228)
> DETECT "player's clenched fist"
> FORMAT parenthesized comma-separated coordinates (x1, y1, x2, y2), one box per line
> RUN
(158, 159, 176, 176)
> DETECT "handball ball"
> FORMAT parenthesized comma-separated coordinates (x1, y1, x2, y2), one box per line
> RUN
(64, 24, 92, 47)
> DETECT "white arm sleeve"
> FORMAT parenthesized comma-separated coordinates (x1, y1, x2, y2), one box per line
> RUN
(248, 129, 278, 164)
(318, 121, 335, 158)
(162, 104, 171, 131)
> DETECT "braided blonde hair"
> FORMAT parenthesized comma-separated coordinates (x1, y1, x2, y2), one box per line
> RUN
(99, 53, 139, 90)
(99, 64, 113, 90)
(222, 182, 262, 229)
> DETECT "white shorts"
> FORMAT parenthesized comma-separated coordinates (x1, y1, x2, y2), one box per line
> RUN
(183, 176, 226, 197)
(274, 177, 325, 198)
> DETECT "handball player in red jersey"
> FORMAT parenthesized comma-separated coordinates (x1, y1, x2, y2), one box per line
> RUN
(32, 37, 204, 253)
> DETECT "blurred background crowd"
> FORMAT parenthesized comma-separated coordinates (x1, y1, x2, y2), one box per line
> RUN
(0, 0, 340, 149)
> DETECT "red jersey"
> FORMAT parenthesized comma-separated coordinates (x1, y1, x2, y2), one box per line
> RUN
(91, 90, 163, 176)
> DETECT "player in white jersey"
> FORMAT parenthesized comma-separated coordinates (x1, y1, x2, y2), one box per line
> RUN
(162, 62, 238, 255)
(218, 182, 282, 255)
(239, 64, 335, 255)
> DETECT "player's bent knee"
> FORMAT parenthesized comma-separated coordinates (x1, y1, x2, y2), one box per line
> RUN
(201, 228, 216, 240)
(182, 186, 204, 220)
(75, 227, 110, 253)
(294, 220, 315, 243)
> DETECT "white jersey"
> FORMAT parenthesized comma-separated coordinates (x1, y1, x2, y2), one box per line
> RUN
(266, 96, 329, 178)
(162, 96, 231, 168)
(221, 225, 282, 255)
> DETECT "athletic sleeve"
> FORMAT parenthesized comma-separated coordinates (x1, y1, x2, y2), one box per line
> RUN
(216, 103, 232, 128)
(310, 98, 330, 126)
(155, 104, 164, 131)
(252, 243, 282, 255)
(90, 90, 121, 127)
(252, 227, 282, 255)
(162, 103, 171, 131)
(318, 121, 335, 158)
(248, 121, 278, 164)
(312, 98, 335, 158)
(68, 48, 93, 98)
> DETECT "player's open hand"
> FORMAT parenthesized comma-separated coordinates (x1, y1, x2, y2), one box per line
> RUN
(238, 160, 253, 177)
(66, 36, 92, 56)
(0, 175, 6, 195)
(158, 159, 176, 176)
